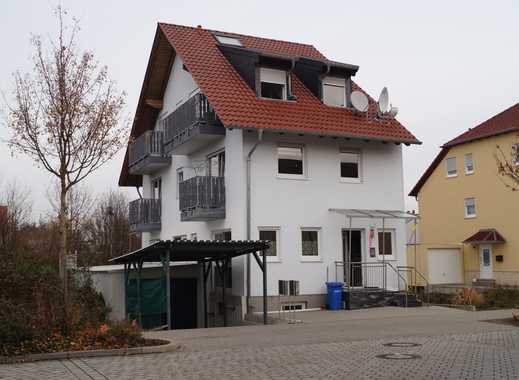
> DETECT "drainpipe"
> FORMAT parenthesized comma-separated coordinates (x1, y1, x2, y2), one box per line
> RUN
(246, 128, 264, 316)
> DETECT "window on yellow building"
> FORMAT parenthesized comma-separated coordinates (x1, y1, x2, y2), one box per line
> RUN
(445, 157, 457, 177)
(464, 198, 476, 218)
(464, 153, 474, 174)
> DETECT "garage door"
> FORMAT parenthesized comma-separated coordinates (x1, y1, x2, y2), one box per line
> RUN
(427, 248, 462, 284)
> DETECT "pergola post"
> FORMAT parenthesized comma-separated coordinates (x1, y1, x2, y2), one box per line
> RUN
(132, 260, 143, 327)
(202, 261, 210, 328)
(262, 249, 267, 325)
(382, 217, 386, 291)
(164, 250, 171, 330)
(348, 216, 353, 287)
(222, 258, 228, 327)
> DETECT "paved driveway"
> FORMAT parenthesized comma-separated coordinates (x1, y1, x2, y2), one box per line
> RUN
(1, 307, 518, 380)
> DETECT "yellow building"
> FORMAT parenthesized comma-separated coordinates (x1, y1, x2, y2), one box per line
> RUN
(409, 103, 519, 286)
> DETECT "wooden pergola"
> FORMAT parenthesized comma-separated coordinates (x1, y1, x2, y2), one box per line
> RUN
(110, 239, 271, 328)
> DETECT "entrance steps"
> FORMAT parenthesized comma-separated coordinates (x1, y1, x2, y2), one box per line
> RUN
(343, 288, 422, 310)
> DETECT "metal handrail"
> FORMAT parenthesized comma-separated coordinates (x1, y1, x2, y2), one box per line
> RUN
(397, 265, 431, 306)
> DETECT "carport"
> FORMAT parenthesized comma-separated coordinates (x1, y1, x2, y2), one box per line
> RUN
(110, 239, 270, 328)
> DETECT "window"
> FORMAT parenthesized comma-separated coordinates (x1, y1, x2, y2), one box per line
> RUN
(464, 198, 476, 218)
(151, 178, 162, 200)
(207, 151, 225, 177)
(259, 228, 280, 261)
(173, 234, 187, 240)
(445, 157, 457, 177)
(282, 303, 306, 311)
(176, 170, 183, 199)
(340, 149, 361, 182)
(213, 230, 232, 288)
(378, 231, 394, 256)
(301, 228, 320, 260)
(278, 145, 304, 177)
(513, 144, 519, 165)
(323, 77, 346, 107)
(214, 35, 242, 46)
(464, 153, 474, 174)
(260, 67, 287, 100)
(190, 233, 197, 241)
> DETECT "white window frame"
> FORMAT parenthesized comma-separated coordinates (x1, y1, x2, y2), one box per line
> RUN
(214, 35, 242, 46)
(339, 148, 362, 183)
(176, 169, 184, 199)
(322, 76, 346, 107)
(464, 153, 474, 175)
(258, 227, 281, 262)
(277, 144, 306, 180)
(377, 229, 396, 261)
(212, 229, 232, 241)
(300, 227, 321, 262)
(445, 157, 458, 178)
(260, 67, 287, 100)
(464, 198, 477, 219)
(513, 143, 519, 166)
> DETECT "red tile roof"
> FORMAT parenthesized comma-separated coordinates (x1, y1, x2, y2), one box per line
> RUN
(463, 229, 506, 244)
(410, 102, 519, 197)
(158, 23, 418, 143)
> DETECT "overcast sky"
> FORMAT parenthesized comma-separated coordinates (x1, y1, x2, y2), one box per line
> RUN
(2, 0, 519, 218)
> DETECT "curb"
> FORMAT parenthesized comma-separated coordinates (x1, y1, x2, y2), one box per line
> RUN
(0, 339, 183, 364)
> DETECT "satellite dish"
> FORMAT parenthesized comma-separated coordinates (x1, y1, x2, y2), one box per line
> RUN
(350, 91, 369, 112)
(378, 87, 389, 114)
(389, 106, 399, 117)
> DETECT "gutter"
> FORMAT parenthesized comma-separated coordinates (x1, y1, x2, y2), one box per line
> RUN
(246, 128, 264, 316)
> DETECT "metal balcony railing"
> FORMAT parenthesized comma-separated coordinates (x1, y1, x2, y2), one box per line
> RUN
(179, 176, 225, 221)
(129, 198, 161, 232)
(162, 93, 224, 153)
(128, 131, 170, 175)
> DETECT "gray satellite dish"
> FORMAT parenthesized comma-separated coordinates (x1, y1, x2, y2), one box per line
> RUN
(350, 91, 369, 112)
(389, 106, 399, 117)
(378, 87, 389, 114)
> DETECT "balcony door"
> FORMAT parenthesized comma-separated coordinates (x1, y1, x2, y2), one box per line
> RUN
(151, 177, 162, 200)
(207, 151, 225, 177)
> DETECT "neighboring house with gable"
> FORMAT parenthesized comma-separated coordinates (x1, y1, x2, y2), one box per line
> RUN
(117, 23, 420, 325)
(409, 103, 519, 286)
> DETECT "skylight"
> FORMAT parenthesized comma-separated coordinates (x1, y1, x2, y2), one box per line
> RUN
(215, 35, 243, 46)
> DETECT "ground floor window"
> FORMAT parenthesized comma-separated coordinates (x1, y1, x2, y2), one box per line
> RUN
(259, 227, 280, 261)
(301, 228, 321, 261)
(213, 230, 232, 288)
(377, 230, 394, 257)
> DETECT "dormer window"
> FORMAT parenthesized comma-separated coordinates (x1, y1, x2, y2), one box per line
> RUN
(215, 35, 242, 46)
(322, 76, 346, 107)
(260, 67, 288, 100)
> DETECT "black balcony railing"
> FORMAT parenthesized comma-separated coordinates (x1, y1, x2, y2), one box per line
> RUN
(179, 176, 225, 221)
(128, 131, 170, 175)
(129, 198, 161, 232)
(162, 93, 224, 154)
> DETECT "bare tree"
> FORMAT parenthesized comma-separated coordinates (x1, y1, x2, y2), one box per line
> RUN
(82, 190, 129, 265)
(0, 182, 32, 252)
(4, 7, 127, 301)
(496, 139, 519, 191)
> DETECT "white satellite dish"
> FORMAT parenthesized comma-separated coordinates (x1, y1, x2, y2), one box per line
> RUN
(350, 91, 369, 112)
(378, 87, 389, 114)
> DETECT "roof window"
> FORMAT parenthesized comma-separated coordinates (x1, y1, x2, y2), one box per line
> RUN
(215, 35, 242, 46)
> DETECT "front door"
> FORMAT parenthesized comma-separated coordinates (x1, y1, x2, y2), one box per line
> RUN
(479, 245, 493, 279)
(343, 230, 363, 287)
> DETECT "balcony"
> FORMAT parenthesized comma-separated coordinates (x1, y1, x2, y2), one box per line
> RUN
(179, 176, 225, 221)
(129, 198, 161, 232)
(128, 131, 171, 175)
(163, 93, 225, 155)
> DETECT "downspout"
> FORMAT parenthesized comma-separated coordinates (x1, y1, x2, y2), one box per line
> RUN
(246, 128, 264, 316)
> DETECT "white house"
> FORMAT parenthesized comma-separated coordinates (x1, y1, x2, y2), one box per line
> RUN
(116, 23, 420, 326)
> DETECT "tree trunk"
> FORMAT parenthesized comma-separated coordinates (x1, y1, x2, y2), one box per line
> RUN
(59, 181, 68, 316)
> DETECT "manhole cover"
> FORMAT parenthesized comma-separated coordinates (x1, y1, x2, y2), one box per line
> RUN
(383, 342, 422, 348)
(376, 353, 422, 360)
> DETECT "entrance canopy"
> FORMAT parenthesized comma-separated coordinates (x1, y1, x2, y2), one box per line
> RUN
(463, 229, 506, 245)
(329, 208, 418, 220)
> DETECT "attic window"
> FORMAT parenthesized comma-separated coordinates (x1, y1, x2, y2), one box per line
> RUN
(215, 35, 242, 46)
(260, 67, 287, 100)
(323, 77, 346, 107)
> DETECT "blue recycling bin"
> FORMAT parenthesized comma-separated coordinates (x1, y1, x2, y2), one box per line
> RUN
(326, 282, 344, 310)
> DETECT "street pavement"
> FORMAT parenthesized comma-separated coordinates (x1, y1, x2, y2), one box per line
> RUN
(1, 307, 518, 379)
